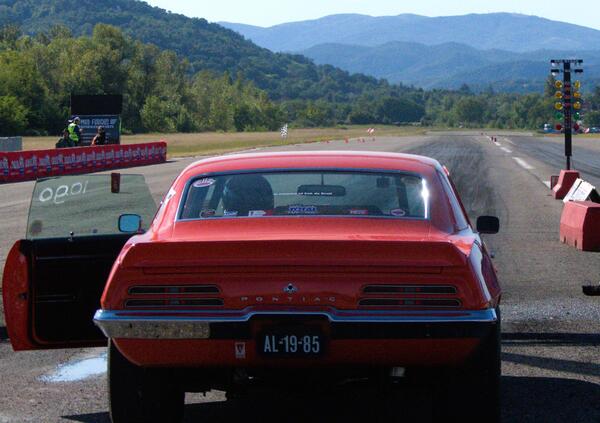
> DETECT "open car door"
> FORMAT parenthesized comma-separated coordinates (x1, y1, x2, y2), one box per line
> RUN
(3, 174, 157, 350)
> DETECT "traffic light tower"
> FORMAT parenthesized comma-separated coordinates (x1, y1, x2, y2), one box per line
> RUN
(551, 59, 583, 170)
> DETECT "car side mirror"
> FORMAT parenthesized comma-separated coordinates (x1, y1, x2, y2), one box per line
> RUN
(119, 214, 142, 233)
(476, 216, 499, 234)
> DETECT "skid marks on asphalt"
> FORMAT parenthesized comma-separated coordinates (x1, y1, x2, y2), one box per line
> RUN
(405, 136, 500, 220)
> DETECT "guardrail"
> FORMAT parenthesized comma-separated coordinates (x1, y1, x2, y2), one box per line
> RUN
(0, 142, 167, 183)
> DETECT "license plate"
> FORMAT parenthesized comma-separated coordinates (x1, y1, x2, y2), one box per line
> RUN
(259, 329, 325, 357)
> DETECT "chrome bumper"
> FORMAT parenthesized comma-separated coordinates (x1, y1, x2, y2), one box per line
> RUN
(94, 308, 498, 340)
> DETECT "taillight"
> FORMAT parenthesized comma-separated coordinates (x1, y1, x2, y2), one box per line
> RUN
(124, 285, 223, 309)
(359, 285, 461, 309)
(362, 285, 456, 294)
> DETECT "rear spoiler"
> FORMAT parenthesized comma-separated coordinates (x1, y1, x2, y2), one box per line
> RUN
(122, 239, 469, 271)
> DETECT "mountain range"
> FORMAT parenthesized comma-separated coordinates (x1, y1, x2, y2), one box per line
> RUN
(221, 13, 600, 91)
(3, 3, 599, 94)
(220, 13, 600, 53)
(299, 42, 600, 91)
(0, 0, 396, 102)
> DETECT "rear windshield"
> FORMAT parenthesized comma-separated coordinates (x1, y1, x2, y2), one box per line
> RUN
(179, 171, 429, 220)
(27, 174, 157, 240)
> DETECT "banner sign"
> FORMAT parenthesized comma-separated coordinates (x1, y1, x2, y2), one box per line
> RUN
(0, 142, 167, 183)
(76, 114, 121, 145)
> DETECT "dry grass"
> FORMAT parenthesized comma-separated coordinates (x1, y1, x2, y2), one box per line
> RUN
(22, 126, 426, 158)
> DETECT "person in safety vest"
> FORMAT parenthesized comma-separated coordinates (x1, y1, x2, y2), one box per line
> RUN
(68, 117, 83, 146)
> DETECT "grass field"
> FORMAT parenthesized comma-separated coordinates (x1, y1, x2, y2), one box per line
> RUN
(22, 126, 426, 158)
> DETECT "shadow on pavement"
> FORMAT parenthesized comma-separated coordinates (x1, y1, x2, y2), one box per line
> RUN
(63, 376, 600, 423)
(502, 332, 600, 346)
(502, 376, 600, 422)
(503, 351, 600, 377)
(63, 413, 109, 423)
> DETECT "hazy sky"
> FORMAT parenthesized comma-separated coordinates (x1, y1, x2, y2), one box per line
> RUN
(145, 0, 600, 30)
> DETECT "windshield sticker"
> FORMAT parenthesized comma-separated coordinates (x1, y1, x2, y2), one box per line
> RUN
(288, 205, 318, 215)
(201, 209, 216, 218)
(38, 180, 89, 205)
(224, 210, 239, 217)
(193, 178, 216, 188)
(349, 209, 369, 215)
(390, 208, 407, 217)
(248, 210, 268, 217)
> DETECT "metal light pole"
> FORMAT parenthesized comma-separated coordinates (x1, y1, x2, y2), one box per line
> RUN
(551, 59, 583, 170)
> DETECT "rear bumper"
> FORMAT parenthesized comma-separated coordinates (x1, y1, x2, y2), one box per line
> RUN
(93, 308, 497, 340)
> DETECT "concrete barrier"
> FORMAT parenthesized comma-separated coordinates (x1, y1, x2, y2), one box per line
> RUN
(0, 137, 22, 152)
(552, 170, 580, 199)
(0, 142, 167, 183)
(560, 201, 600, 251)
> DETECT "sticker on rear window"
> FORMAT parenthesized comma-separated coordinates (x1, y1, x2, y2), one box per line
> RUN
(249, 210, 267, 217)
(349, 209, 369, 215)
(390, 208, 407, 217)
(224, 210, 239, 217)
(288, 205, 318, 215)
(193, 178, 215, 188)
(201, 209, 216, 218)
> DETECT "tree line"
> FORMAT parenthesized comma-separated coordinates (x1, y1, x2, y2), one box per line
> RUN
(2, 23, 600, 137)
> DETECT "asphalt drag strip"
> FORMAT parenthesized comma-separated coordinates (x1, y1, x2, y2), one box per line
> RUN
(1, 133, 600, 422)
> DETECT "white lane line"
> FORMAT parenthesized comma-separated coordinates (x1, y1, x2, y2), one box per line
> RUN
(543, 181, 551, 189)
(513, 157, 535, 170)
(500, 147, 513, 153)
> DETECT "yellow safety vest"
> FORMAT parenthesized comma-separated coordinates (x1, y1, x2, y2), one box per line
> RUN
(68, 123, 79, 143)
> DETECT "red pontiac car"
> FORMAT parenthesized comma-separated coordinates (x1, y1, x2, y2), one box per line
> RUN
(3, 151, 501, 422)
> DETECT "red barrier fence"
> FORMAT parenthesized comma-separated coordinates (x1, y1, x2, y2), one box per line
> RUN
(552, 169, 580, 200)
(560, 200, 600, 251)
(0, 142, 167, 183)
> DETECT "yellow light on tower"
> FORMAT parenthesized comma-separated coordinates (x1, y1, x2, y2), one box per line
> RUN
(555, 102, 564, 111)
(574, 80, 581, 89)
(555, 91, 563, 99)
(555, 80, 563, 89)
(574, 102, 582, 110)
(574, 91, 581, 99)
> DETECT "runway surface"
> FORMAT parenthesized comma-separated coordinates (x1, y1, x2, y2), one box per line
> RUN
(1, 132, 600, 422)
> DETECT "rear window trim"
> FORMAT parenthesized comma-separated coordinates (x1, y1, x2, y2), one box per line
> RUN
(176, 167, 431, 222)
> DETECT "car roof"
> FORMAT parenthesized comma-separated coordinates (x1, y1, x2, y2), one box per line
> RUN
(177, 151, 443, 181)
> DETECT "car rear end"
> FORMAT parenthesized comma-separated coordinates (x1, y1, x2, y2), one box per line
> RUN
(94, 163, 499, 370)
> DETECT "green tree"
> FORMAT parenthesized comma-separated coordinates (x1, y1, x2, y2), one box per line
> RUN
(0, 95, 28, 136)
(585, 110, 600, 127)
(453, 97, 485, 125)
(376, 97, 425, 124)
(140, 96, 178, 132)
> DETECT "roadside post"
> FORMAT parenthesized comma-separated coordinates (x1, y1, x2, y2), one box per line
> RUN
(280, 123, 289, 141)
(550, 59, 584, 199)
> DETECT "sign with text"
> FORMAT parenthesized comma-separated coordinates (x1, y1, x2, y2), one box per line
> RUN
(76, 115, 121, 145)
(563, 178, 600, 203)
(0, 142, 167, 184)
